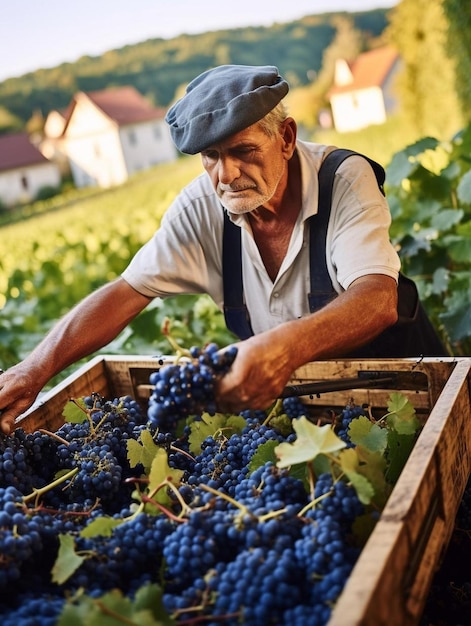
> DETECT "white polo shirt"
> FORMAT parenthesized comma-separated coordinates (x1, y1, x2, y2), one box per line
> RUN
(121, 140, 400, 334)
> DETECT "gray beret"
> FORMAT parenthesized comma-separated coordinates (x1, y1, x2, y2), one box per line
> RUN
(165, 64, 289, 154)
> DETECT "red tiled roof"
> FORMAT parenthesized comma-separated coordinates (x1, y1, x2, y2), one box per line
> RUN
(329, 46, 400, 95)
(0, 132, 48, 172)
(85, 86, 165, 125)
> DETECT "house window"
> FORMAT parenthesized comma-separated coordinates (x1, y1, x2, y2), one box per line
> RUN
(21, 174, 28, 190)
(128, 130, 137, 145)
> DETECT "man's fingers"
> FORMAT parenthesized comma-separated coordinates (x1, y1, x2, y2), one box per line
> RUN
(0, 413, 14, 436)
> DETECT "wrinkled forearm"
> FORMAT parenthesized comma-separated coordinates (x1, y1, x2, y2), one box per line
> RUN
(19, 278, 152, 388)
(216, 275, 398, 412)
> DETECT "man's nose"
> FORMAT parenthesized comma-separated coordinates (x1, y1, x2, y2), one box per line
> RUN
(217, 157, 240, 184)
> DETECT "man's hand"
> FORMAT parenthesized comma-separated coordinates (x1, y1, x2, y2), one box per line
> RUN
(0, 365, 41, 435)
(215, 333, 294, 414)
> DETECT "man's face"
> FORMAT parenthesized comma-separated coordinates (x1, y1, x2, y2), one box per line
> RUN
(200, 123, 290, 214)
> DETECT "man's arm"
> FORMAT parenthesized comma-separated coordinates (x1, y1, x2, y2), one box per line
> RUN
(216, 274, 398, 413)
(0, 277, 152, 433)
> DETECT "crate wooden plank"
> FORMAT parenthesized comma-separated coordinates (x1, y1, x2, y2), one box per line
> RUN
(15, 356, 109, 433)
(289, 358, 457, 416)
(328, 357, 471, 626)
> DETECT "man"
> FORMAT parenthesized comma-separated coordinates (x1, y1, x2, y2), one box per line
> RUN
(0, 64, 411, 434)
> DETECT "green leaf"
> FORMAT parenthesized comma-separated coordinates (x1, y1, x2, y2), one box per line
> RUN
(457, 169, 471, 204)
(348, 415, 388, 454)
(431, 267, 449, 294)
(445, 235, 471, 264)
(440, 302, 471, 341)
(386, 430, 418, 485)
(339, 448, 379, 505)
(127, 429, 160, 473)
(430, 208, 464, 231)
(386, 392, 420, 435)
(188, 413, 227, 453)
(133, 583, 176, 625)
(187, 412, 240, 455)
(275, 418, 346, 468)
(62, 398, 88, 424)
(52, 534, 87, 585)
(386, 150, 417, 187)
(267, 412, 295, 437)
(80, 516, 124, 539)
(225, 414, 248, 435)
(248, 440, 278, 473)
(148, 448, 184, 505)
(58, 585, 175, 626)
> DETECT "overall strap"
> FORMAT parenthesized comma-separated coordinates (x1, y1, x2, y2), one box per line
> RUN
(222, 210, 254, 339)
(222, 149, 385, 339)
(308, 149, 385, 312)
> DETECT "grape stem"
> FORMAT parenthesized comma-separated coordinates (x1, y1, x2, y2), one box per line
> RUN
(161, 316, 192, 360)
(23, 467, 79, 505)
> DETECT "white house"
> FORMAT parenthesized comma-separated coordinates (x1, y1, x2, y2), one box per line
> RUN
(328, 46, 401, 133)
(0, 132, 61, 207)
(45, 86, 177, 189)
(40, 109, 70, 176)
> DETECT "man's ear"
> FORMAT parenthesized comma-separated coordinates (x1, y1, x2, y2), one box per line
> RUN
(280, 117, 297, 158)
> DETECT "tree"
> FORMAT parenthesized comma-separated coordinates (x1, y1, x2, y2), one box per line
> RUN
(442, 0, 471, 123)
(287, 16, 363, 130)
(386, 0, 463, 138)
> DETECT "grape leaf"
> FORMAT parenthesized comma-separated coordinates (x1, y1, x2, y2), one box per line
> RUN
(225, 414, 247, 435)
(386, 392, 420, 435)
(187, 413, 227, 454)
(80, 515, 124, 538)
(267, 412, 295, 437)
(52, 533, 87, 584)
(62, 398, 88, 424)
(248, 440, 278, 473)
(339, 448, 375, 505)
(275, 417, 346, 468)
(58, 585, 174, 626)
(353, 445, 390, 508)
(348, 415, 388, 453)
(385, 430, 418, 484)
(148, 448, 184, 505)
(187, 412, 245, 455)
(127, 429, 160, 473)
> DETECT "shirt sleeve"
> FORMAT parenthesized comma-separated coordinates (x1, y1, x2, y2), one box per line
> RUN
(121, 176, 225, 306)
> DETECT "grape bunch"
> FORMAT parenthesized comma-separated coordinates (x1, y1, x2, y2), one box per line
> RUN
(335, 402, 368, 446)
(0, 486, 43, 588)
(147, 343, 238, 432)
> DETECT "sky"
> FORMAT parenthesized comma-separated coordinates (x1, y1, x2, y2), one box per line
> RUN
(1, 0, 397, 82)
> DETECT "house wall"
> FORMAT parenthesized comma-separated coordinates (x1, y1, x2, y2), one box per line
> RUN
(381, 61, 401, 116)
(0, 162, 61, 207)
(119, 120, 176, 176)
(63, 98, 128, 189)
(330, 86, 387, 133)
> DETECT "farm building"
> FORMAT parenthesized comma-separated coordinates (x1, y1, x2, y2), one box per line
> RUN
(0, 132, 61, 207)
(42, 86, 177, 189)
(328, 46, 401, 133)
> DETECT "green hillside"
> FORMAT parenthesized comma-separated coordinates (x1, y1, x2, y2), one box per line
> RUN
(0, 9, 389, 129)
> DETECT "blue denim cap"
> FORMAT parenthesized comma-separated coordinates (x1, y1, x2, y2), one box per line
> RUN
(165, 64, 289, 154)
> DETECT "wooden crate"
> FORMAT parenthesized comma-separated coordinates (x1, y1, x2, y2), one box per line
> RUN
(15, 355, 471, 626)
